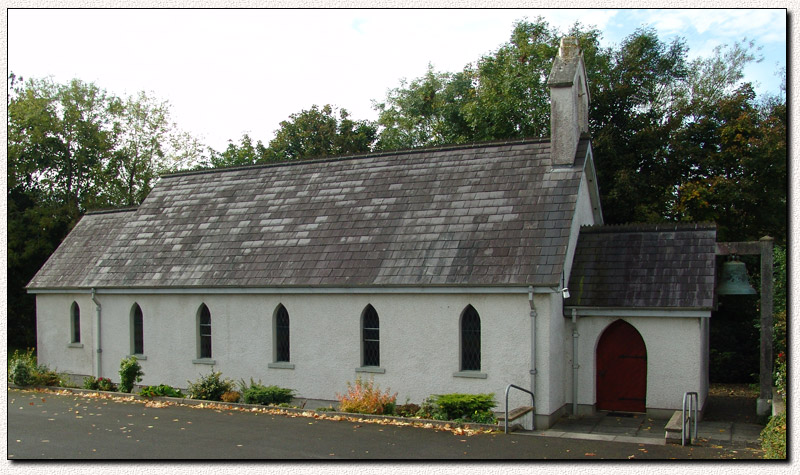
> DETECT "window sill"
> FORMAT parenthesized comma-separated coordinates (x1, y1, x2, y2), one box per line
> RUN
(192, 358, 216, 365)
(356, 366, 386, 374)
(67, 343, 84, 348)
(268, 362, 295, 370)
(452, 371, 487, 379)
(128, 354, 147, 361)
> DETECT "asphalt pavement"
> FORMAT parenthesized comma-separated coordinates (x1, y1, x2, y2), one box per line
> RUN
(7, 388, 765, 460)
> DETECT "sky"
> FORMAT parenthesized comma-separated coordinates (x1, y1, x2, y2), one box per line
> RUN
(6, 8, 789, 154)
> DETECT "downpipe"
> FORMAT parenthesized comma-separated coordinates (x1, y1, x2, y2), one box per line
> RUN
(91, 288, 102, 378)
(571, 308, 579, 415)
(528, 287, 537, 420)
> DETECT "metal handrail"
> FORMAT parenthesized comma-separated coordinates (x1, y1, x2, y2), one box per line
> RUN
(504, 384, 535, 434)
(682, 392, 698, 446)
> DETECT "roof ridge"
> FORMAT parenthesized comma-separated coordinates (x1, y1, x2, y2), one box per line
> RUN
(85, 207, 139, 216)
(161, 137, 552, 179)
(579, 222, 717, 234)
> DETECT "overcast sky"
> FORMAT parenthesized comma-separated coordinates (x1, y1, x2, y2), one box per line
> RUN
(7, 8, 788, 153)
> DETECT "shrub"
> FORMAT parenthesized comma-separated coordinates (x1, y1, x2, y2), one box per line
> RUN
(119, 356, 144, 393)
(221, 391, 241, 403)
(239, 378, 294, 405)
(396, 403, 420, 418)
(336, 377, 397, 415)
(8, 349, 63, 387)
(187, 370, 234, 401)
(83, 376, 117, 391)
(420, 393, 497, 421)
(139, 384, 185, 398)
(761, 412, 786, 459)
(10, 357, 34, 386)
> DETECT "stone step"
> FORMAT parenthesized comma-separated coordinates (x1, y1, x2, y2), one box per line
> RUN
(664, 410, 691, 444)
(496, 406, 534, 422)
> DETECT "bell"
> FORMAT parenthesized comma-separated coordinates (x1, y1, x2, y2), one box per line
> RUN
(717, 257, 757, 295)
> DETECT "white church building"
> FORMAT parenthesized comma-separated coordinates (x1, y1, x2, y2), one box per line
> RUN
(28, 39, 716, 429)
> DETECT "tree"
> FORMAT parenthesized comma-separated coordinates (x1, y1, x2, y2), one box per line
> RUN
(266, 104, 377, 161)
(208, 133, 269, 168)
(7, 74, 204, 348)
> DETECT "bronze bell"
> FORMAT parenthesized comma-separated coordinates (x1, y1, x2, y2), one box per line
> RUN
(717, 256, 757, 295)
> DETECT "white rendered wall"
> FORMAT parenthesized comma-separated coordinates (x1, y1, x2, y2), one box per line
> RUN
(36, 291, 552, 413)
(563, 171, 598, 286)
(569, 316, 709, 413)
(36, 294, 95, 377)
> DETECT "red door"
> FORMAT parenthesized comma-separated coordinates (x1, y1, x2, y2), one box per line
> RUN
(596, 320, 647, 412)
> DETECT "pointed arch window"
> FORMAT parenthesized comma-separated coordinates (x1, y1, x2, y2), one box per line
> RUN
(198, 304, 212, 359)
(460, 305, 481, 371)
(275, 304, 290, 363)
(362, 305, 380, 367)
(131, 303, 144, 355)
(70, 302, 81, 344)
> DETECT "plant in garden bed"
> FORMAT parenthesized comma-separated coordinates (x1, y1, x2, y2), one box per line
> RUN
(83, 376, 118, 392)
(336, 377, 397, 415)
(417, 393, 496, 423)
(221, 391, 241, 403)
(239, 378, 295, 405)
(139, 384, 185, 398)
(761, 412, 786, 459)
(8, 348, 64, 387)
(187, 369, 234, 401)
(119, 356, 144, 393)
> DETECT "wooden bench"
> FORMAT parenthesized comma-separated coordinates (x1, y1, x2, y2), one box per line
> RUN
(497, 406, 534, 432)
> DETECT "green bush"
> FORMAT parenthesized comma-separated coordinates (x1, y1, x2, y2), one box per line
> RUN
(10, 357, 34, 386)
(240, 379, 295, 405)
(139, 384, 185, 398)
(187, 370, 233, 401)
(761, 412, 786, 459)
(119, 356, 144, 393)
(83, 376, 117, 391)
(396, 403, 421, 417)
(420, 393, 497, 421)
(8, 348, 63, 387)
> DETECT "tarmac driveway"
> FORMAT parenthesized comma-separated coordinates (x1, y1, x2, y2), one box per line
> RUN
(7, 389, 763, 460)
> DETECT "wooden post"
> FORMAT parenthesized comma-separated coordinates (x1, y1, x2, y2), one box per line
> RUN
(757, 236, 774, 416)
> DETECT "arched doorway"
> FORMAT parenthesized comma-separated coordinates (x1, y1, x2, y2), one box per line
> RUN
(596, 320, 647, 412)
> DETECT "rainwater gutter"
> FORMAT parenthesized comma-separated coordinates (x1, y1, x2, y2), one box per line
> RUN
(91, 288, 102, 378)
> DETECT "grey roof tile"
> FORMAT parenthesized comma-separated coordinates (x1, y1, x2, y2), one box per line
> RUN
(29, 139, 589, 290)
(566, 223, 717, 309)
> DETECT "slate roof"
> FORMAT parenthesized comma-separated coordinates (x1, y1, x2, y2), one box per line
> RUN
(28, 138, 591, 290)
(565, 223, 717, 309)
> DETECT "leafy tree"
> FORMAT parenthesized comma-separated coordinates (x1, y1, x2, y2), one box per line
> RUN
(7, 74, 203, 347)
(208, 133, 269, 168)
(265, 104, 377, 161)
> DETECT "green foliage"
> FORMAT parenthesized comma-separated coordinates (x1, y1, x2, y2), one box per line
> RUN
(239, 379, 295, 406)
(118, 356, 144, 393)
(396, 403, 421, 418)
(82, 376, 118, 392)
(10, 357, 34, 386)
(427, 393, 496, 421)
(8, 348, 63, 387)
(7, 74, 205, 349)
(139, 384, 185, 398)
(266, 104, 377, 162)
(336, 377, 397, 415)
(760, 412, 786, 459)
(187, 370, 234, 401)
